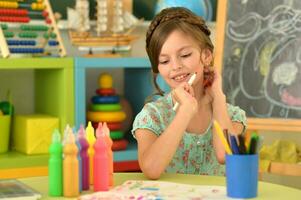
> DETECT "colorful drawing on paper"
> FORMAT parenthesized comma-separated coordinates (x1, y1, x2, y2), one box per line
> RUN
(80, 180, 231, 200)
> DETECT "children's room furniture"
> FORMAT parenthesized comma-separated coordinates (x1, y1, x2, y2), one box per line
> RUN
(74, 57, 168, 172)
(0, 58, 74, 178)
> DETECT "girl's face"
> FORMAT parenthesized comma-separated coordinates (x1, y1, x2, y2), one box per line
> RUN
(158, 30, 211, 89)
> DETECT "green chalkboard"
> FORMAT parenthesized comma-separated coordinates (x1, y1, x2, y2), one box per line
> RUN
(221, 0, 301, 119)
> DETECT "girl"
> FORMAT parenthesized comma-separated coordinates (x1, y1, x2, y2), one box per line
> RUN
(132, 7, 246, 179)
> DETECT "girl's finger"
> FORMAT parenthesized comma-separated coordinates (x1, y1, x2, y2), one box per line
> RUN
(188, 85, 195, 97)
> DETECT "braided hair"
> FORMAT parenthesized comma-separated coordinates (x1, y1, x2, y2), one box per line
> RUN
(145, 7, 214, 97)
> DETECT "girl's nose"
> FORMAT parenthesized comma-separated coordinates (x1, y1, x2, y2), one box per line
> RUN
(171, 58, 183, 71)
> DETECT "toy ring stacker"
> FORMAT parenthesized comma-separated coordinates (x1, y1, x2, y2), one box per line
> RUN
(92, 122, 122, 130)
(91, 96, 120, 104)
(96, 88, 116, 96)
(87, 111, 126, 122)
(90, 103, 121, 112)
(112, 139, 128, 151)
(109, 131, 124, 140)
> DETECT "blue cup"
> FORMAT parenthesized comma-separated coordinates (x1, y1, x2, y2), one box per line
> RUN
(226, 154, 258, 198)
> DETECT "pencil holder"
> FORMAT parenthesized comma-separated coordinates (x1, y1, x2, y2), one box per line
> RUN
(226, 154, 258, 198)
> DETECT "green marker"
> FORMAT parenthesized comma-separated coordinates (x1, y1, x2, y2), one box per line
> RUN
(49, 129, 63, 196)
(248, 133, 259, 154)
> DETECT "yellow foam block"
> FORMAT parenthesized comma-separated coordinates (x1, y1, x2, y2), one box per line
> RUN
(87, 111, 126, 122)
(12, 115, 59, 154)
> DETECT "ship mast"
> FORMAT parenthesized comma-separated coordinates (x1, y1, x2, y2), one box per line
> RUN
(95, 0, 108, 36)
(75, 0, 90, 32)
(111, 0, 124, 34)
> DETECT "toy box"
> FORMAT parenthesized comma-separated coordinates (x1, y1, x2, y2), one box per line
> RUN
(12, 115, 59, 154)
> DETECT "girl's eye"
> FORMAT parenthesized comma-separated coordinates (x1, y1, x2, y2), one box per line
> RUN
(181, 53, 192, 58)
(159, 60, 169, 65)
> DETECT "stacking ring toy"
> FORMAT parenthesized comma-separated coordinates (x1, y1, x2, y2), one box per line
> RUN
(90, 103, 121, 112)
(87, 111, 126, 122)
(92, 122, 122, 130)
(96, 88, 116, 96)
(107, 122, 123, 130)
(99, 73, 113, 89)
(91, 122, 101, 129)
(91, 95, 119, 104)
(112, 139, 128, 151)
(110, 131, 124, 140)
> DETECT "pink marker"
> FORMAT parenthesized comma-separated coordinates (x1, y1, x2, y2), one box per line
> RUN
(93, 123, 109, 191)
(78, 125, 90, 190)
(103, 122, 114, 186)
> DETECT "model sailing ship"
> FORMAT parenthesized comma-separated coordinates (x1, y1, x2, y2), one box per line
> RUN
(68, 0, 140, 52)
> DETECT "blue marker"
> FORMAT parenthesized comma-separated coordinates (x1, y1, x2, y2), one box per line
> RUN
(230, 135, 240, 154)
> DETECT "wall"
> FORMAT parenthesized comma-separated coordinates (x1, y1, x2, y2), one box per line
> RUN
(0, 70, 34, 114)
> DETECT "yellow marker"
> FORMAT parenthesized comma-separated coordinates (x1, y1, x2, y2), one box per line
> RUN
(213, 120, 232, 155)
(86, 121, 96, 185)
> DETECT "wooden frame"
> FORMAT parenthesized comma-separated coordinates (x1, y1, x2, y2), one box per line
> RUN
(214, 0, 301, 132)
(44, 0, 66, 57)
(0, 25, 9, 58)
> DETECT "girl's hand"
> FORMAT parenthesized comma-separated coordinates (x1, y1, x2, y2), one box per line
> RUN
(172, 82, 198, 116)
(204, 68, 225, 104)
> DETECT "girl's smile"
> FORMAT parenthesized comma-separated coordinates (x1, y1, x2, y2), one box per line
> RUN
(172, 73, 193, 83)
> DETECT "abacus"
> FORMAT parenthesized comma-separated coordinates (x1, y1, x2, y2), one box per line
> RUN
(0, 0, 66, 58)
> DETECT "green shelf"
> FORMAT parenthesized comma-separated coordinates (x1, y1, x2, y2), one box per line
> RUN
(0, 58, 74, 132)
(0, 58, 75, 177)
(0, 151, 49, 169)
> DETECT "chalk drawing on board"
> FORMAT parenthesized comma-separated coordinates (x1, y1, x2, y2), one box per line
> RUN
(223, 3, 301, 118)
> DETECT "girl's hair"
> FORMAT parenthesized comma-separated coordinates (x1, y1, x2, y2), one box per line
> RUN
(145, 7, 214, 97)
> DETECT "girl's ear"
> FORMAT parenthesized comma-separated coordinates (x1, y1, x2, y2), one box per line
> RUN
(201, 49, 213, 66)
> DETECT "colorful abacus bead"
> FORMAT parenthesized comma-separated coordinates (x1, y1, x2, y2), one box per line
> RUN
(18, 32, 38, 38)
(20, 24, 48, 31)
(9, 47, 44, 53)
(0, 1, 18, 9)
(7, 40, 36, 46)
(0, 16, 30, 23)
(0, 8, 28, 16)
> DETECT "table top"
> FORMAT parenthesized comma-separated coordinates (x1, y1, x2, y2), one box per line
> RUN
(19, 173, 301, 200)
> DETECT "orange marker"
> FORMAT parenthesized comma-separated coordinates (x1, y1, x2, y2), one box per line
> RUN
(63, 128, 79, 197)
(103, 122, 114, 186)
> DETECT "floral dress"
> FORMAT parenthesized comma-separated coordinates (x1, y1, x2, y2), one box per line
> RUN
(131, 93, 247, 176)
